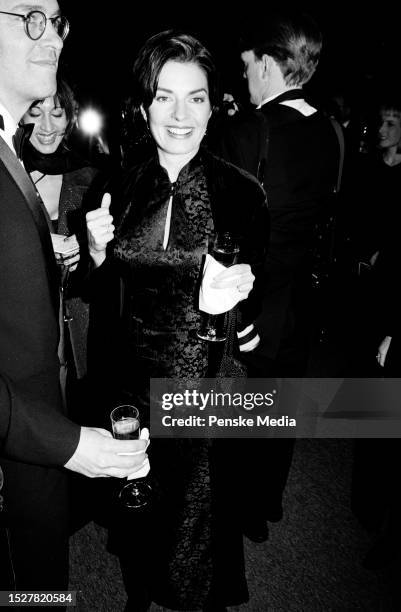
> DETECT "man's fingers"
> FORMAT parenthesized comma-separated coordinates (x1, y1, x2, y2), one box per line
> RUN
(140, 427, 150, 441)
(91, 427, 113, 438)
(106, 462, 148, 479)
(108, 437, 148, 453)
(108, 453, 148, 470)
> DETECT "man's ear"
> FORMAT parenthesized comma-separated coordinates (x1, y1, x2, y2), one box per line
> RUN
(261, 54, 270, 79)
(140, 105, 147, 122)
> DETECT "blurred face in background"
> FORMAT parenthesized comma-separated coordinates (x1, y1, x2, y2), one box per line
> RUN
(23, 96, 67, 153)
(378, 110, 401, 151)
(144, 60, 212, 165)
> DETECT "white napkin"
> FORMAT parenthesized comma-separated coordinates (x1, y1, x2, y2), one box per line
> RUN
(199, 254, 242, 315)
(117, 427, 151, 480)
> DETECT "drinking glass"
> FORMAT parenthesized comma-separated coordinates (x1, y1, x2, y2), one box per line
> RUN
(197, 232, 240, 342)
(110, 404, 151, 509)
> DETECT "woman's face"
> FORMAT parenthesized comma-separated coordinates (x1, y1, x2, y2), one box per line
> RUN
(145, 60, 212, 162)
(378, 110, 401, 150)
(23, 96, 68, 154)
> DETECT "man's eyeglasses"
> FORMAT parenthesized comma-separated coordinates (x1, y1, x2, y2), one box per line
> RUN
(0, 10, 69, 41)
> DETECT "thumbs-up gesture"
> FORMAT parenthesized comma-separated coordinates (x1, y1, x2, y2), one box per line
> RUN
(86, 193, 115, 267)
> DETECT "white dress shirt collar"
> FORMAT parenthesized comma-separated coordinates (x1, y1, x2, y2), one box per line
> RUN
(0, 101, 19, 155)
(258, 90, 317, 117)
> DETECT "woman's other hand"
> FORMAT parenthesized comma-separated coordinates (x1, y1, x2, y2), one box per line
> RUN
(211, 263, 255, 300)
(377, 335, 392, 367)
(86, 193, 114, 267)
(52, 234, 80, 271)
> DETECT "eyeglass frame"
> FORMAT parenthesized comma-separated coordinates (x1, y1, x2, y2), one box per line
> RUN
(0, 10, 70, 41)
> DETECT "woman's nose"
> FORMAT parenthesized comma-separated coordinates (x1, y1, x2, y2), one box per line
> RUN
(41, 114, 53, 133)
(172, 100, 187, 121)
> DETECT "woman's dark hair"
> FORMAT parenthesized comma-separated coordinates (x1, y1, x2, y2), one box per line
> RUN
(379, 98, 401, 119)
(54, 77, 77, 136)
(124, 30, 220, 151)
(133, 30, 219, 111)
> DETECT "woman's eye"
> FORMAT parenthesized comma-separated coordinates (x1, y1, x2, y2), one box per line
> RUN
(155, 96, 169, 103)
(28, 110, 41, 118)
(52, 112, 64, 119)
(191, 97, 205, 104)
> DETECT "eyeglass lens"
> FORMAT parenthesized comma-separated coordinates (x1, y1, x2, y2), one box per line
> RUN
(26, 11, 68, 40)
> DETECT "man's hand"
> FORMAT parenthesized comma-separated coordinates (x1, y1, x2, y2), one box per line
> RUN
(86, 193, 114, 268)
(64, 427, 148, 478)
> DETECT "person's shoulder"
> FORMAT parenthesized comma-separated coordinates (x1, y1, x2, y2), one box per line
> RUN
(205, 150, 265, 197)
(219, 108, 265, 138)
(75, 164, 99, 182)
(121, 155, 155, 186)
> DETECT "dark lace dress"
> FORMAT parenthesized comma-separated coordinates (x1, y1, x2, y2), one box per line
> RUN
(107, 153, 248, 610)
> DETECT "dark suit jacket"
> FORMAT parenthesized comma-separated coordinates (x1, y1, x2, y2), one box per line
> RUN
(0, 137, 80, 467)
(218, 92, 339, 361)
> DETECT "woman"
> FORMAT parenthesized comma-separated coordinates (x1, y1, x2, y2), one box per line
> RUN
(87, 31, 269, 611)
(350, 100, 401, 568)
(374, 99, 401, 372)
(22, 78, 98, 403)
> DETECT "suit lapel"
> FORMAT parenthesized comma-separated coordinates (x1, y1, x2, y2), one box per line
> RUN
(0, 137, 60, 317)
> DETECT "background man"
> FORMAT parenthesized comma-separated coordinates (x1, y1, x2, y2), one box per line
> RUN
(0, 0, 147, 590)
(218, 11, 340, 540)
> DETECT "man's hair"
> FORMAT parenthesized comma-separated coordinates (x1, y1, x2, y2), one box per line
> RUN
(131, 30, 220, 112)
(241, 12, 322, 87)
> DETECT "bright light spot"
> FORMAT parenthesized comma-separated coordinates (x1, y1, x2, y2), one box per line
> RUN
(79, 108, 103, 136)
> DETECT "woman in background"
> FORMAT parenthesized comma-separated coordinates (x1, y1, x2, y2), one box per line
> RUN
(352, 99, 401, 568)
(22, 77, 98, 406)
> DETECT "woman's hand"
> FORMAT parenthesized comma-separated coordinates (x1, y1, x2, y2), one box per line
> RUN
(377, 335, 392, 367)
(52, 234, 80, 272)
(86, 193, 114, 267)
(211, 263, 255, 300)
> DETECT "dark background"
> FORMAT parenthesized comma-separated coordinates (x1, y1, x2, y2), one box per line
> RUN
(59, 1, 400, 150)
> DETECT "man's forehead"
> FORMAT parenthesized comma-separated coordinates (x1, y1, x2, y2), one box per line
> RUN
(0, 0, 60, 12)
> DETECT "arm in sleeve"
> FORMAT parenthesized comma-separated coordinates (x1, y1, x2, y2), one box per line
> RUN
(237, 184, 270, 349)
(0, 373, 80, 467)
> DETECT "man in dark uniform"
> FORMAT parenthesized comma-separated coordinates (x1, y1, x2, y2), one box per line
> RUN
(218, 11, 340, 540)
(0, 0, 148, 590)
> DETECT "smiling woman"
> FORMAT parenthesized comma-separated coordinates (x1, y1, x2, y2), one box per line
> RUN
(85, 29, 269, 612)
(142, 61, 212, 176)
(25, 95, 68, 154)
(21, 77, 99, 399)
